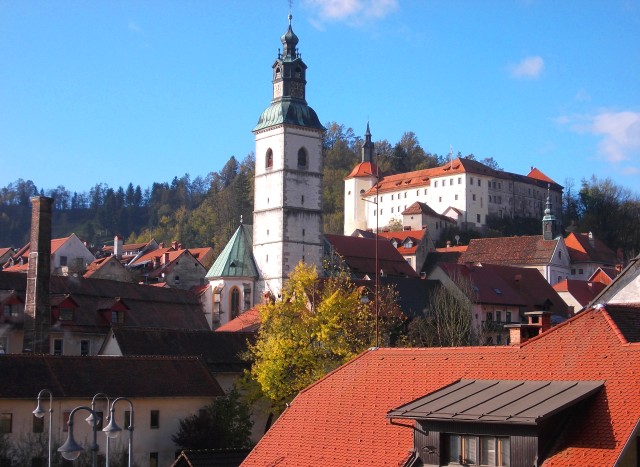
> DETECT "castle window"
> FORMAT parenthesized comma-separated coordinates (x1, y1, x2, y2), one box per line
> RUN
(455, 194, 458, 200)
(434, 181, 438, 187)
(450, 179, 453, 186)
(297, 147, 308, 168)
(266, 149, 273, 169)
(478, 179, 481, 186)
(275, 66, 281, 78)
(470, 177, 474, 184)
(458, 177, 461, 184)
(473, 194, 476, 201)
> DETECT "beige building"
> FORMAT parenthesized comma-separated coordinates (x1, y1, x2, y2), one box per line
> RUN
(0, 355, 223, 467)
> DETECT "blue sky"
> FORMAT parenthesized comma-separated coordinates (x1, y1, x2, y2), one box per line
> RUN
(1, 0, 639, 195)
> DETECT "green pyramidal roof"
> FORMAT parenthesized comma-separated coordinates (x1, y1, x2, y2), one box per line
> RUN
(206, 224, 258, 279)
(253, 100, 325, 132)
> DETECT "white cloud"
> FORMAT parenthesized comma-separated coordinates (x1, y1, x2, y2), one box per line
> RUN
(128, 21, 142, 33)
(509, 56, 544, 79)
(557, 110, 640, 164)
(304, 0, 398, 25)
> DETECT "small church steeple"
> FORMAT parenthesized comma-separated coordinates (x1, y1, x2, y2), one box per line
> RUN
(362, 122, 374, 163)
(542, 184, 558, 240)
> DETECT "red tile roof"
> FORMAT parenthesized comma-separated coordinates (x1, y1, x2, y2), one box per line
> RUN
(324, 234, 418, 278)
(553, 279, 606, 307)
(565, 232, 619, 265)
(588, 266, 620, 285)
(242, 305, 640, 466)
(344, 161, 379, 179)
(461, 235, 558, 266)
(376, 230, 426, 255)
(0, 354, 223, 399)
(527, 167, 557, 184)
(215, 307, 261, 333)
(362, 158, 561, 197)
(440, 263, 567, 313)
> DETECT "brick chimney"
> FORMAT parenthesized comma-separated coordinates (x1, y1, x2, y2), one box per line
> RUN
(22, 196, 53, 354)
(506, 310, 553, 346)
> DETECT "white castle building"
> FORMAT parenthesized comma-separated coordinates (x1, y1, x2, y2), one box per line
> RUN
(344, 133, 563, 237)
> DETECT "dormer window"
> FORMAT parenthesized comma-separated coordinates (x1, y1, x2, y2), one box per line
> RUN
(404, 239, 414, 248)
(111, 311, 124, 324)
(388, 379, 603, 467)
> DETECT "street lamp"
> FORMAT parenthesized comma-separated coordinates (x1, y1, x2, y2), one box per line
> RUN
(33, 389, 53, 467)
(361, 175, 380, 347)
(87, 393, 111, 467)
(58, 406, 99, 466)
(103, 397, 134, 467)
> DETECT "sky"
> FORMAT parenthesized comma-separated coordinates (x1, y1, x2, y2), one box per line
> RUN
(1, 0, 639, 195)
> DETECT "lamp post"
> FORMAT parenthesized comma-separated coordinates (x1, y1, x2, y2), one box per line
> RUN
(103, 397, 134, 467)
(33, 389, 53, 467)
(87, 393, 111, 467)
(361, 176, 380, 347)
(58, 406, 99, 466)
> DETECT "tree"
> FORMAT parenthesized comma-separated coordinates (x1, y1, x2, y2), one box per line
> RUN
(248, 262, 399, 412)
(172, 388, 253, 450)
(404, 277, 475, 347)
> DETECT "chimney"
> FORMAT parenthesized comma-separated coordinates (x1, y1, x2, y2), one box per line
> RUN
(446, 240, 452, 248)
(159, 242, 165, 248)
(171, 240, 178, 250)
(163, 252, 171, 264)
(177, 243, 183, 250)
(506, 310, 552, 346)
(588, 231, 595, 248)
(114, 235, 123, 259)
(23, 196, 53, 354)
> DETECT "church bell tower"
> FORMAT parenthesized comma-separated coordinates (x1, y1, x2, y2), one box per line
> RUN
(252, 14, 325, 296)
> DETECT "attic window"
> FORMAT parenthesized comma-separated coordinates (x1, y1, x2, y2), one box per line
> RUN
(493, 288, 502, 295)
(391, 240, 398, 248)
(404, 239, 414, 248)
(230, 260, 237, 267)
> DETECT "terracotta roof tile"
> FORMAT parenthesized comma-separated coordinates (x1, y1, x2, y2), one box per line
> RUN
(553, 279, 606, 307)
(0, 354, 223, 399)
(565, 232, 619, 265)
(345, 161, 379, 179)
(324, 234, 418, 278)
(242, 306, 640, 466)
(215, 307, 261, 333)
(461, 235, 558, 265)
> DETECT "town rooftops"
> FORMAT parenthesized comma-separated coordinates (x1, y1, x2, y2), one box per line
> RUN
(553, 279, 606, 307)
(565, 231, 619, 265)
(0, 354, 223, 399)
(460, 235, 559, 266)
(0, 271, 210, 331)
(438, 262, 567, 314)
(324, 234, 418, 278)
(103, 327, 254, 373)
(242, 304, 640, 466)
(376, 229, 426, 255)
(215, 306, 261, 333)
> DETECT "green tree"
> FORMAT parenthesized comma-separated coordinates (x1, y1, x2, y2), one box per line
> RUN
(172, 388, 253, 450)
(249, 262, 399, 412)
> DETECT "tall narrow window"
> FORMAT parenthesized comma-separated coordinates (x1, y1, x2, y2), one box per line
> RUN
(33, 414, 44, 433)
(53, 339, 63, 356)
(266, 149, 273, 169)
(230, 287, 240, 319)
(297, 147, 308, 168)
(150, 410, 160, 429)
(80, 340, 90, 356)
(149, 453, 159, 467)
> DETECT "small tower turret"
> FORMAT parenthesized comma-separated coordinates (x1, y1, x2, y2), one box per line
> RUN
(542, 184, 558, 240)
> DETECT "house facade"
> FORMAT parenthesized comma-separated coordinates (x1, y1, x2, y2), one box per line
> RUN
(0, 355, 223, 467)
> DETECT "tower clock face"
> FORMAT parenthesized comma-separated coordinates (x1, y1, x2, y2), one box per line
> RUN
(290, 81, 304, 98)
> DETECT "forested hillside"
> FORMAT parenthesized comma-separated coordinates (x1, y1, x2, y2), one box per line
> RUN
(1, 122, 639, 258)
